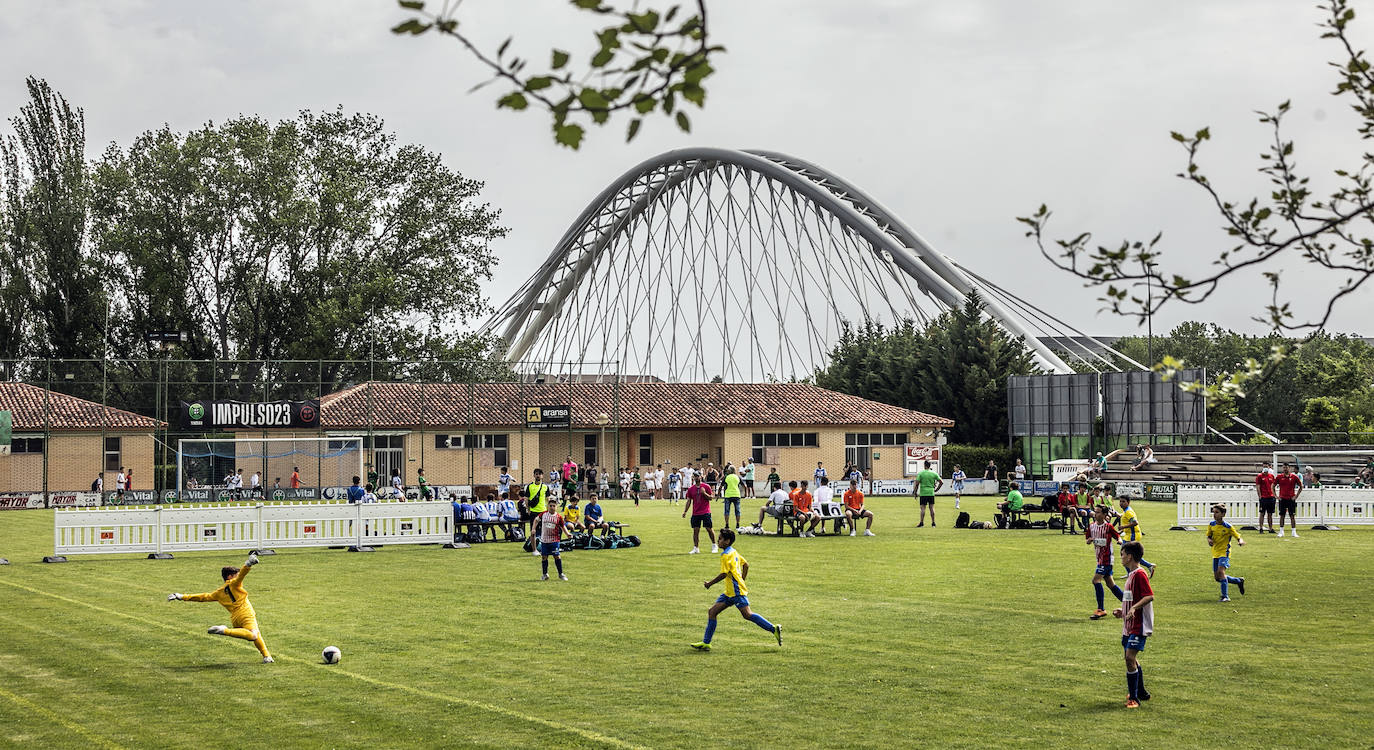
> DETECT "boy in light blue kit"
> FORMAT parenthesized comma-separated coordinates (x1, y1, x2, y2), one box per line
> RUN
(691, 529, 782, 651)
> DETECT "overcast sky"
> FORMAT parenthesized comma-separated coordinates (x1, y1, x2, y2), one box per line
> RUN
(1, 0, 1367, 340)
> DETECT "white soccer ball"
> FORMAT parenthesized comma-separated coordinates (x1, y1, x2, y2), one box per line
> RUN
(322, 646, 341, 664)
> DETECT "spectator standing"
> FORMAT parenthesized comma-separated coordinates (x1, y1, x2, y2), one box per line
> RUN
(250, 471, 260, 491)
(346, 476, 365, 503)
(585, 465, 599, 499)
(766, 466, 781, 490)
(498, 466, 513, 498)
(814, 462, 827, 487)
(721, 467, 743, 528)
(684, 476, 718, 554)
(916, 461, 942, 527)
(1275, 464, 1302, 538)
(598, 466, 610, 499)
(655, 464, 666, 501)
(290, 467, 301, 489)
(1254, 465, 1278, 534)
(983, 461, 998, 481)
(1012, 459, 1027, 483)
(741, 458, 756, 498)
(417, 468, 431, 500)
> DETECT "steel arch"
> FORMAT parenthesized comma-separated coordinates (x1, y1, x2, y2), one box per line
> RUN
(484, 147, 1074, 375)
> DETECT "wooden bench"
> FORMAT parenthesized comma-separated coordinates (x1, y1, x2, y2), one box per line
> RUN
(775, 505, 849, 536)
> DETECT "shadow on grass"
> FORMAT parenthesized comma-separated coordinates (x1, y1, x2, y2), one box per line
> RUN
(170, 662, 241, 671)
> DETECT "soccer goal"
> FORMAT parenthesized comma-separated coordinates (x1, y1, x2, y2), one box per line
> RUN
(1271, 448, 1374, 487)
(177, 437, 364, 498)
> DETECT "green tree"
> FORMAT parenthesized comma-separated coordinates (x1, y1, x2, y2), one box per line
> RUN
(391, 0, 723, 149)
(815, 292, 1040, 445)
(90, 108, 509, 388)
(1302, 396, 1342, 434)
(0, 76, 106, 363)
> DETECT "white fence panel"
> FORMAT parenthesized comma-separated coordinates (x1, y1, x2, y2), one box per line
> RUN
(1177, 484, 1374, 527)
(54, 500, 457, 557)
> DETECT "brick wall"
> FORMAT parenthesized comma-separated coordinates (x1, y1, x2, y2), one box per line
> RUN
(0, 432, 155, 492)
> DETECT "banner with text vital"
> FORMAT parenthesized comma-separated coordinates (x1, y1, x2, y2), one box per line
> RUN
(180, 399, 320, 430)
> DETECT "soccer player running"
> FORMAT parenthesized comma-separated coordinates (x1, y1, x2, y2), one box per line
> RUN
(1254, 463, 1278, 534)
(1274, 463, 1302, 538)
(1115, 496, 1156, 578)
(916, 461, 942, 527)
(168, 553, 273, 663)
(950, 464, 966, 510)
(1086, 505, 1124, 620)
(1113, 541, 1154, 708)
(1206, 504, 1246, 602)
(536, 499, 569, 581)
(691, 528, 782, 651)
(843, 478, 875, 536)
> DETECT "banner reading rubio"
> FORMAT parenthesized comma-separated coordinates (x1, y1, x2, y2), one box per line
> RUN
(180, 400, 320, 430)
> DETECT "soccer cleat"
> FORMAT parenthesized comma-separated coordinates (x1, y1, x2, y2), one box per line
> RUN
(864, 529, 876, 536)
(1276, 528, 1284, 538)
(541, 574, 549, 581)
(1220, 596, 1231, 602)
(850, 530, 857, 537)
(1138, 690, 1151, 701)
(690, 642, 712, 651)
(208, 626, 227, 635)
(774, 624, 783, 646)
(1236, 577, 1245, 596)
(1125, 699, 1140, 709)
(1291, 530, 1299, 538)
(917, 523, 924, 528)
(1146, 563, 1157, 579)
(689, 547, 699, 554)
(711, 545, 719, 554)
(262, 656, 275, 664)
(931, 522, 936, 527)
(558, 573, 568, 581)
(1090, 609, 1107, 620)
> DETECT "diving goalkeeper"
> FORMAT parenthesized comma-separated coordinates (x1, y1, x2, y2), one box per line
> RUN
(167, 554, 273, 663)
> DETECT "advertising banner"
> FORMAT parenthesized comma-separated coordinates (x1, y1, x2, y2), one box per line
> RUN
(524, 405, 571, 430)
(867, 479, 916, 496)
(903, 445, 942, 477)
(1114, 481, 1145, 500)
(1144, 482, 1177, 502)
(0, 492, 101, 509)
(180, 399, 320, 430)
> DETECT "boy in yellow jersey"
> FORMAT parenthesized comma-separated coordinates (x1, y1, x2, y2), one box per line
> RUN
(1206, 504, 1246, 602)
(691, 529, 782, 651)
(1116, 496, 1156, 578)
(168, 554, 273, 663)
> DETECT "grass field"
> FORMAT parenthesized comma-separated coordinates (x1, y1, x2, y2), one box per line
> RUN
(1, 495, 1371, 749)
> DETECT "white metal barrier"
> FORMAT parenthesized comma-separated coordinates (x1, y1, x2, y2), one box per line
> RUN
(1175, 485, 1374, 528)
(53, 501, 456, 558)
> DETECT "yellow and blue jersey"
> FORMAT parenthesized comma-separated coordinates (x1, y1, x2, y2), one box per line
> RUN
(1207, 520, 1242, 558)
(1119, 507, 1143, 541)
(720, 547, 748, 597)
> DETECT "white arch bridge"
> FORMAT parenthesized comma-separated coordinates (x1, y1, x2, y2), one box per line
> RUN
(482, 147, 1139, 381)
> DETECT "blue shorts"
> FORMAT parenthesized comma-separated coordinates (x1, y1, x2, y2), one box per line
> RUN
(723, 498, 741, 513)
(1095, 564, 1114, 577)
(1122, 633, 1147, 652)
(715, 593, 750, 609)
(538, 541, 561, 556)
(1212, 557, 1230, 573)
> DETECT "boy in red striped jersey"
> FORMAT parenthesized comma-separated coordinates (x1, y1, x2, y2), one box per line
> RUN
(1114, 541, 1154, 708)
(1086, 505, 1124, 620)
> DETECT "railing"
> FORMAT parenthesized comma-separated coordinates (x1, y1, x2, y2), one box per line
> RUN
(52, 500, 456, 559)
(1174, 485, 1374, 527)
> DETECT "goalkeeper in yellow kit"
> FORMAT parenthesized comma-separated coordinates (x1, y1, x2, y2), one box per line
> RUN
(167, 554, 273, 663)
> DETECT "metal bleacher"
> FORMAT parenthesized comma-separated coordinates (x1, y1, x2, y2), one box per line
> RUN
(1097, 445, 1370, 485)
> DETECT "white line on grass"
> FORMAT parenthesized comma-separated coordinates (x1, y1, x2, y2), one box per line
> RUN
(0, 577, 648, 750)
(0, 684, 127, 750)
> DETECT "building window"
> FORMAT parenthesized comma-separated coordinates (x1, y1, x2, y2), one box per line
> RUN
(104, 436, 121, 471)
(434, 434, 507, 465)
(751, 432, 820, 463)
(584, 433, 598, 468)
(638, 433, 652, 466)
(843, 433, 907, 470)
(11, 437, 45, 454)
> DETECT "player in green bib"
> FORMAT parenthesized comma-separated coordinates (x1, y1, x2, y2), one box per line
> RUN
(722, 470, 743, 527)
(916, 460, 943, 527)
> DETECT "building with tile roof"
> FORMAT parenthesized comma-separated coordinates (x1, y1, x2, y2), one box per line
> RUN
(288, 381, 954, 489)
(0, 383, 160, 495)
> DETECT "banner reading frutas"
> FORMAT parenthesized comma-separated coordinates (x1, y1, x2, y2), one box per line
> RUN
(180, 400, 320, 430)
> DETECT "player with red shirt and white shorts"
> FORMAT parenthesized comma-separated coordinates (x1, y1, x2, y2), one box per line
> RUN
(1274, 464, 1303, 538)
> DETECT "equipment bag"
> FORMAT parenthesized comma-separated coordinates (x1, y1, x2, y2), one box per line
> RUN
(955, 511, 970, 528)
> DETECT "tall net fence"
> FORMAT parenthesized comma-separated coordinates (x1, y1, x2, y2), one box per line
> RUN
(0, 358, 623, 501)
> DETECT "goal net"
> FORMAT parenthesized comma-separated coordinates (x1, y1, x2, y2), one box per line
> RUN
(177, 437, 364, 498)
(1271, 449, 1374, 487)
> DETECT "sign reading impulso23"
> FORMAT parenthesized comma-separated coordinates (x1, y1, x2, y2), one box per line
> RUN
(181, 400, 320, 430)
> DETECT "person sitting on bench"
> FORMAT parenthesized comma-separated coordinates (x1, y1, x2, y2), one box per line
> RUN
(843, 478, 875, 536)
(584, 495, 611, 534)
(563, 494, 585, 532)
(998, 482, 1025, 527)
(792, 480, 820, 537)
(752, 481, 792, 529)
